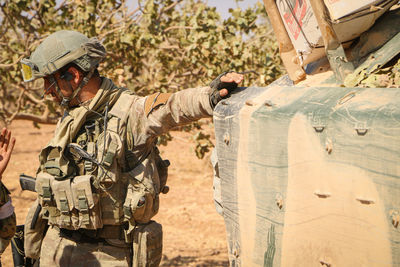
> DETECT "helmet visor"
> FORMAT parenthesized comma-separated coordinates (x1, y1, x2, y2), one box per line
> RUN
(20, 59, 37, 82)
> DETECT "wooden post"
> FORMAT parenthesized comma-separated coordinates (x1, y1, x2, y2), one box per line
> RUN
(309, 0, 354, 82)
(263, 0, 306, 83)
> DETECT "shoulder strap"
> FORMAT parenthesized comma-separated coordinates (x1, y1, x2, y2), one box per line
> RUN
(108, 90, 135, 123)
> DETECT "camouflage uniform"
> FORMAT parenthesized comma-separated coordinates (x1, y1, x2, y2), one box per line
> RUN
(31, 77, 213, 266)
(20, 30, 232, 267)
(0, 181, 16, 256)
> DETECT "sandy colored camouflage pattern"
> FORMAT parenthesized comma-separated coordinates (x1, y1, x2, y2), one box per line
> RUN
(127, 84, 213, 163)
(35, 77, 213, 266)
(132, 221, 163, 267)
(0, 181, 16, 255)
(24, 199, 48, 259)
(40, 226, 131, 267)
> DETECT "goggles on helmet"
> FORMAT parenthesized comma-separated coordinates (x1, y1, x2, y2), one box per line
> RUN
(20, 59, 38, 82)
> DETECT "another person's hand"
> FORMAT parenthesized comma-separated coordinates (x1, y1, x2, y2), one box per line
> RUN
(0, 128, 16, 180)
(209, 71, 244, 108)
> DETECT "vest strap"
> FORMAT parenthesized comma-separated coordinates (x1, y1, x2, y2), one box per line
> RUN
(77, 189, 90, 225)
(108, 92, 135, 122)
(42, 179, 52, 203)
(59, 191, 71, 225)
(103, 141, 117, 168)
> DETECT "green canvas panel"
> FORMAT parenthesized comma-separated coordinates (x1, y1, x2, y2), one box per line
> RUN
(215, 83, 400, 266)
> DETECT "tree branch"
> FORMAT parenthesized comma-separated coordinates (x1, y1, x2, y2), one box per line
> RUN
(10, 105, 58, 124)
(11, 112, 58, 124)
(163, 26, 195, 32)
(9, 84, 43, 105)
(99, 2, 128, 31)
(0, 54, 25, 68)
(157, 1, 182, 20)
(159, 44, 180, 49)
(98, 18, 136, 40)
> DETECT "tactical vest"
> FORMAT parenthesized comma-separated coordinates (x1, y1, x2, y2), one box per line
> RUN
(35, 92, 169, 237)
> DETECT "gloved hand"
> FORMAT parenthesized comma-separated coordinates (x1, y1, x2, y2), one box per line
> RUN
(209, 71, 244, 109)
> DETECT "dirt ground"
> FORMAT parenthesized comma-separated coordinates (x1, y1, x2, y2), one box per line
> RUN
(1, 120, 228, 266)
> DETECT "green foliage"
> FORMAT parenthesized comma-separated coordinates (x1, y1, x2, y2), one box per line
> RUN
(0, 0, 284, 157)
(157, 132, 172, 146)
(356, 58, 400, 88)
(192, 130, 214, 159)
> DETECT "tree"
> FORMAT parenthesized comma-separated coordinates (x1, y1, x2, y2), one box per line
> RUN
(0, 0, 284, 156)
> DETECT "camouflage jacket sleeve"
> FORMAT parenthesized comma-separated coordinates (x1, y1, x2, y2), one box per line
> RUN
(128, 86, 213, 148)
(0, 181, 16, 254)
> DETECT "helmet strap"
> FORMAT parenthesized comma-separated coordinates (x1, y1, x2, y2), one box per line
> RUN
(59, 68, 95, 109)
(68, 68, 95, 108)
(47, 75, 71, 109)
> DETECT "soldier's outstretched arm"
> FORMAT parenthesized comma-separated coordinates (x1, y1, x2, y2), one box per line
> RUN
(130, 72, 244, 137)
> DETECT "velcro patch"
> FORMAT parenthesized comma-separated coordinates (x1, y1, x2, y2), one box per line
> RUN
(144, 93, 172, 116)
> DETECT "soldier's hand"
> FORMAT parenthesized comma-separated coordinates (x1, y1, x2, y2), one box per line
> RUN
(209, 71, 244, 109)
(218, 72, 244, 97)
(0, 128, 16, 180)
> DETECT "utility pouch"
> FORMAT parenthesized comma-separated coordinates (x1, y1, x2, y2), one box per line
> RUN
(71, 175, 103, 229)
(24, 199, 48, 259)
(123, 184, 155, 224)
(132, 221, 163, 267)
(52, 179, 77, 229)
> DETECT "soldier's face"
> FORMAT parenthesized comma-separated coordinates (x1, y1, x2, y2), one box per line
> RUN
(43, 73, 73, 104)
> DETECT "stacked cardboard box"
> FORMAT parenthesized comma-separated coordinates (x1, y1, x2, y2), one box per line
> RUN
(276, 0, 397, 65)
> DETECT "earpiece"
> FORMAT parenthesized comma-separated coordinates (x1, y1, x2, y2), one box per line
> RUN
(61, 72, 74, 81)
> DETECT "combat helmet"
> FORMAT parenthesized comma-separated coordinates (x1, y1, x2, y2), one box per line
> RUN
(20, 30, 106, 107)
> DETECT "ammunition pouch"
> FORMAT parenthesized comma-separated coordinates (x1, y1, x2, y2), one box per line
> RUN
(132, 221, 163, 267)
(72, 175, 103, 229)
(35, 173, 103, 230)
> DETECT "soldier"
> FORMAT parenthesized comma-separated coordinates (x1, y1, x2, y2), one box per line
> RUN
(20, 30, 243, 266)
(0, 128, 17, 266)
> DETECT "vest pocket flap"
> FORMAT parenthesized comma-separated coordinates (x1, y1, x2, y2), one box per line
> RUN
(126, 162, 147, 183)
(43, 159, 62, 177)
(71, 175, 95, 209)
(51, 179, 74, 212)
(35, 172, 54, 202)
